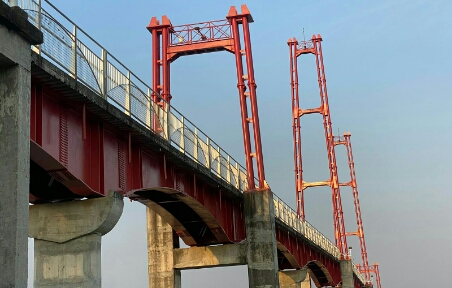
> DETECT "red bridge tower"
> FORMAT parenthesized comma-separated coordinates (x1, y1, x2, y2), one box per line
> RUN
(147, 5, 266, 189)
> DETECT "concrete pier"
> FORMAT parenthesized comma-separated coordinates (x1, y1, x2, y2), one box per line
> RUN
(0, 3, 42, 287)
(340, 260, 354, 288)
(279, 269, 310, 288)
(147, 207, 181, 288)
(29, 192, 124, 287)
(244, 189, 280, 287)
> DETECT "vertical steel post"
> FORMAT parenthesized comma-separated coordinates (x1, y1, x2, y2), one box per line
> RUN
(71, 25, 77, 80)
(312, 35, 347, 255)
(206, 137, 211, 170)
(161, 25, 171, 104)
(241, 13, 265, 188)
(36, 0, 42, 55)
(180, 116, 185, 152)
(193, 128, 198, 161)
(151, 22, 160, 103)
(146, 88, 152, 128)
(101, 49, 108, 98)
(288, 39, 304, 219)
(125, 71, 131, 115)
(229, 16, 255, 189)
(343, 133, 370, 281)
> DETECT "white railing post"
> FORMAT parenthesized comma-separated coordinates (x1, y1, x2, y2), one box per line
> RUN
(125, 71, 131, 115)
(193, 128, 198, 162)
(217, 147, 221, 178)
(70, 25, 77, 80)
(101, 49, 108, 99)
(206, 137, 211, 170)
(146, 88, 151, 129)
(35, 0, 42, 55)
(37, 0, 42, 29)
(165, 104, 170, 142)
(180, 116, 185, 153)
(226, 155, 231, 184)
(235, 163, 239, 189)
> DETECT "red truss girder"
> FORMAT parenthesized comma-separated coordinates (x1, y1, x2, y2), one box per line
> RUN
(288, 35, 348, 256)
(29, 79, 246, 244)
(334, 132, 372, 283)
(147, 5, 266, 190)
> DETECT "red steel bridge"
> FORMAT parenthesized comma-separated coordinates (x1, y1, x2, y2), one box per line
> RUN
(5, 0, 381, 287)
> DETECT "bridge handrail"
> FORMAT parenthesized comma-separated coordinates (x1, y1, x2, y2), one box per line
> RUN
(272, 194, 366, 283)
(272, 194, 341, 259)
(170, 19, 232, 46)
(5, 0, 249, 191)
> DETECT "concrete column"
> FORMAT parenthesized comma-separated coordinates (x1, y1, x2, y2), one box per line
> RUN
(279, 269, 310, 288)
(244, 189, 280, 287)
(29, 192, 124, 288)
(147, 207, 181, 288)
(0, 3, 42, 287)
(340, 260, 354, 288)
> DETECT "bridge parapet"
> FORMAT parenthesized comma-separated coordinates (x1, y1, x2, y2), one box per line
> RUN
(273, 194, 366, 284)
(273, 194, 341, 259)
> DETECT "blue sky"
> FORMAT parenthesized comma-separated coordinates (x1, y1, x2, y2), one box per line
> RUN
(27, 0, 452, 287)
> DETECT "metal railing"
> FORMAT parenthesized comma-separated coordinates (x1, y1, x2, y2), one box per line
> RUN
(297, 39, 315, 51)
(170, 19, 232, 46)
(273, 194, 366, 283)
(4, 0, 366, 282)
(273, 194, 341, 259)
(6, 0, 248, 191)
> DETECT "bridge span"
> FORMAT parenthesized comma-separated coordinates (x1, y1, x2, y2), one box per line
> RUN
(0, 1, 370, 287)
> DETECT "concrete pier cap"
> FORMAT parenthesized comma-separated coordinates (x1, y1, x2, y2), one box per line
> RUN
(29, 192, 124, 287)
(29, 191, 124, 242)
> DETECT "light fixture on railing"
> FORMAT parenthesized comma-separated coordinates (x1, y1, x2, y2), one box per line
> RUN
(348, 246, 352, 258)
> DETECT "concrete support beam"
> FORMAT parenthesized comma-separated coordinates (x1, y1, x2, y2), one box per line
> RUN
(340, 260, 354, 288)
(0, 3, 42, 287)
(244, 189, 280, 287)
(173, 244, 246, 270)
(279, 269, 310, 288)
(147, 207, 181, 288)
(29, 192, 123, 288)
